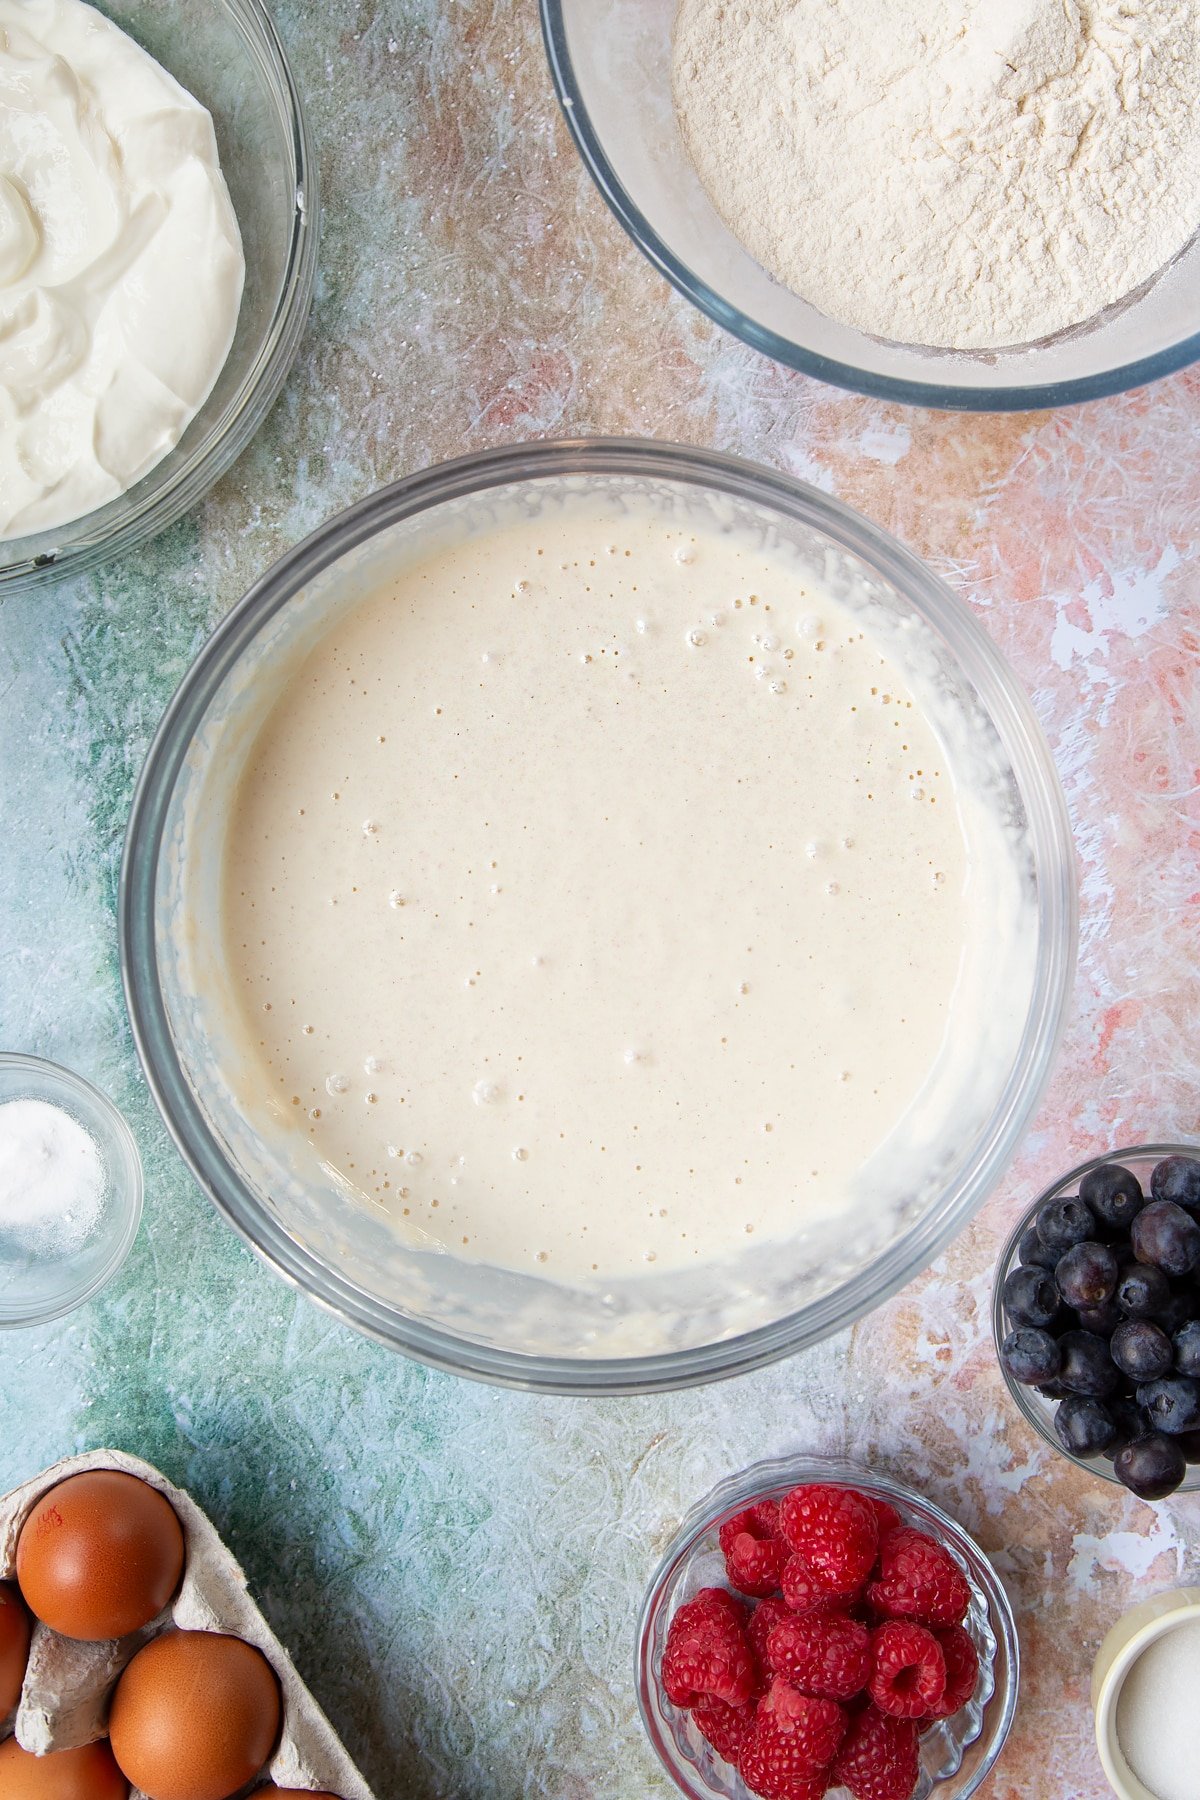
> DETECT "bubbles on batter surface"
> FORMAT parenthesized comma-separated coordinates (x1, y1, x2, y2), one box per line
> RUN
(325, 1072, 350, 1096)
(473, 1079, 501, 1106)
(686, 628, 707, 649)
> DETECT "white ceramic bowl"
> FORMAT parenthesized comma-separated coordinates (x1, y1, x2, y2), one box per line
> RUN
(1092, 1588, 1200, 1800)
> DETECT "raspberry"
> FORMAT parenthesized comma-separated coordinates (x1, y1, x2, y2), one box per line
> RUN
(692, 1693, 758, 1764)
(768, 1610, 872, 1701)
(921, 1624, 979, 1721)
(721, 1502, 790, 1598)
(781, 1554, 845, 1615)
(868, 1498, 902, 1542)
(831, 1704, 920, 1800)
(663, 1591, 757, 1708)
(749, 1597, 794, 1671)
(867, 1528, 971, 1629)
(739, 1679, 846, 1798)
(868, 1620, 946, 1718)
(779, 1485, 878, 1597)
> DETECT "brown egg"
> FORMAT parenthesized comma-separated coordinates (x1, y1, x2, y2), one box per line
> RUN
(0, 1736, 129, 1800)
(0, 1578, 32, 1713)
(110, 1629, 281, 1800)
(16, 1470, 185, 1641)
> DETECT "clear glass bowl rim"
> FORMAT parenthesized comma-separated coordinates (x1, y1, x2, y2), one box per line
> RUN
(0, 0, 318, 596)
(0, 1052, 144, 1327)
(991, 1141, 1200, 1489)
(119, 435, 1077, 1394)
(635, 1452, 1020, 1800)
(538, 0, 1200, 413)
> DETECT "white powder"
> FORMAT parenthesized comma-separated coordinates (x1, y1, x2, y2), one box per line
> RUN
(672, 0, 1200, 350)
(0, 1098, 106, 1256)
(1116, 1619, 1200, 1800)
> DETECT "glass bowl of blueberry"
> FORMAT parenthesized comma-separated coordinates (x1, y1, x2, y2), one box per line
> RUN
(993, 1144, 1200, 1501)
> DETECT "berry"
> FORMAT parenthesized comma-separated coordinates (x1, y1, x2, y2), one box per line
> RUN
(1055, 1241, 1118, 1310)
(1017, 1225, 1058, 1270)
(1037, 1196, 1096, 1252)
(1156, 1288, 1200, 1334)
(868, 1498, 902, 1540)
(739, 1679, 847, 1797)
(1080, 1163, 1144, 1232)
(922, 1624, 979, 1720)
(779, 1486, 878, 1598)
(1057, 1330, 1120, 1397)
(1052, 1394, 1115, 1458)
(1001, 1265, 1060, 1330)
(1101, 1396, 1151, 1459)
(663, 1590, 757, 1708)
(1076, 1299, 1123, 1338)
(1116, 1263, 1171, 1318)
(1174, 1319, 1200, 1378)
(999, 1327, 1061, 1385)
(693, 1693, 758, 1765)
(868, 1620, 946, 1719)
(867, 1528, 970, 1630)
(1113, 1433, 1187, 1500)
(1151, 1156, 1200, 1213)
(721, 1503, 790, 1598)
(1176, 1427, 1200, 1464)
(782, 1555, 844, 1615)
(1110, 1320, 1174, 1382)
(1137, 1376, 1200, 1436)
(768, 1610, 872, 1701)
(831, 1704, 919, 1800)
(749, 1598, 794, 1670)
(1131, 1201, 1200, 1277)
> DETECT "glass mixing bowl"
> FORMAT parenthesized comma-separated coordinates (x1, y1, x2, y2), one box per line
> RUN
(540, 0, 1200, 411)
(636, 1455, 1019, 1800)
(0, 0, 317, 596)
(993, 1143, 1200, 1495)
(120, 438, 1076, 1393)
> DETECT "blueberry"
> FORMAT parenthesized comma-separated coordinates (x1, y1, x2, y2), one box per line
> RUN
(1131, 1201, 1200, 1276)
(1000, 1327, 1062, 1386)
(1157, 1288, 1200, 1334)
(1151, 1156, 1200, 1213)
(1137, 1377, 1200, 1435)
(1036, 1379, 1068, 1400)
(1002, 1264, 1061, 1330)
(1114, 1433, 1187, 1500)
(1055, 1241, 1118, 1311)
(1080, 1162, 1144, 1233)
(1057, 1330, 1120, 1397)
(1102, 1396, 1152, 1459)
(1175, 1427, 1200, 1465)
(1116, 1262, 1171, 1319)
(1037, 1196, 1097, 1253)
(1053, 1394, 1116, 1458)
(1075, 1299, 1123, 1338)
(1110, 1320, 1174, 1382)
(1174, 1319, 1200, 1378)
(1018, 1224, 1059, 1271)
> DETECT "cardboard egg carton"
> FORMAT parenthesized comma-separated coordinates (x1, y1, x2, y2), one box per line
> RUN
(0, 1449, 374, 1800)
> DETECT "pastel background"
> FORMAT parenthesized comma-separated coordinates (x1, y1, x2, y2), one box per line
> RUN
(2, 3, 1199, 1796)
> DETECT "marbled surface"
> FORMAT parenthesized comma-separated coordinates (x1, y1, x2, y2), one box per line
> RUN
(2, 3, 1200, 1797)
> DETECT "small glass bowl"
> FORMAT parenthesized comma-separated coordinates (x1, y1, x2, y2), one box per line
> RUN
(0, 1054, 143, 1327)
(0, 0, 317, 595)
(992, 1143, 1200, 1493)
(636, 1454, 1018, 1800)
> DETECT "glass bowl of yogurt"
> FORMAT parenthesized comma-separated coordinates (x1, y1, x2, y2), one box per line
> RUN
(540, 0, 1200, 411)
(0, 1053, 143, 1327)
(0, 0, 317, 594)
(121, 438, 1076, 1391)
(635, 1454, 1019, 1800)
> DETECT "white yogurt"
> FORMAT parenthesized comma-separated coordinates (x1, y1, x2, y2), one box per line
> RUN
(219, 496, 1032, 1288)
(0, 0, 245, 539)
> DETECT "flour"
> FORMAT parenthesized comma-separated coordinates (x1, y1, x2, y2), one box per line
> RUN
(0, 1098, 105, 1256)
(672, 0, 1200, 350)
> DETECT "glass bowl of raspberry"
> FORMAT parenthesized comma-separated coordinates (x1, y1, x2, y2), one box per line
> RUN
(636, 1455, 1018, 1800)
(993, 1143, 1200, 1502)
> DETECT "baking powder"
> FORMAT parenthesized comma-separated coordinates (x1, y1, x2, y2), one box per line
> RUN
(672, 0, 1200, 349)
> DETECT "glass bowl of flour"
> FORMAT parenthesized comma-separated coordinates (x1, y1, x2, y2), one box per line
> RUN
(121, 439, 1076, 1392)
(0, 0, 317, 596)
(541, 0, 1200, 410)
(0, 1054, 143, 1327)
